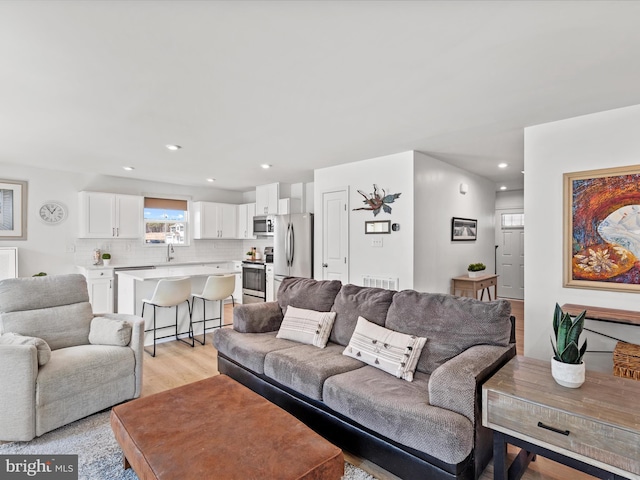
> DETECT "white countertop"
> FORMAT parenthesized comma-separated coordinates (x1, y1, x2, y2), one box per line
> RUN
(78, 259, 243, 271)
(116, 265, 238, 281)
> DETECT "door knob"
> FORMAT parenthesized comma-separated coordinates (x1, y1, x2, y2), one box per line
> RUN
(322, 263, 328, 268)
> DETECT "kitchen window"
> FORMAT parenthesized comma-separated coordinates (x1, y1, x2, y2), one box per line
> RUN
(144, 197, 189, 245)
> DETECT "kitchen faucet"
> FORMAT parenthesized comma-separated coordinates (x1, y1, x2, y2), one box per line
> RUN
(166, 243, 174, 262)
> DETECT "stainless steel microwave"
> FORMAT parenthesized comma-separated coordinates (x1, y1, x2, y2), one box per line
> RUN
(253, 215, 275, 237)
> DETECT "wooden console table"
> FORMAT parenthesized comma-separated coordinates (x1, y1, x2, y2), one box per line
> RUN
(451, 274, 498, 300)
(560, 304, 640, 327)
(483, 356, 640, 480)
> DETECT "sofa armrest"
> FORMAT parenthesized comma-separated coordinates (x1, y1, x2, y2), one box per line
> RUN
(233, 302, 284, 333)
(0, 344, 38, 441)
(97, 313, 144, 398)
(428, 344, 514, 424)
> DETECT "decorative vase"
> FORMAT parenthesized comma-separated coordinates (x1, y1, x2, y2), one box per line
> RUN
(551, 357, 585, 388)
(468, 270, 485, 278)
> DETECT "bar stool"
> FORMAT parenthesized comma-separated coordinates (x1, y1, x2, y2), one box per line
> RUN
(141, 277, 193, 357)
(190, 274, 236, 345)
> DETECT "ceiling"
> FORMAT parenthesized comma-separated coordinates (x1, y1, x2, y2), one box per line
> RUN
(2, 1, 640, 193)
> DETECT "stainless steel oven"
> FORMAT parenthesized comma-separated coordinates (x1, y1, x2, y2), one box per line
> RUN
(242, 261, 266, 303)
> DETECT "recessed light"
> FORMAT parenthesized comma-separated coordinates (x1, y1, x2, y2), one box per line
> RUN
(206, 178, 215, 183)
(261, 164, 272, 169)
(122, 166, 135, 171)
(498, 163, 508, 169)
(500, 186, 507, 190)
(166, 144, 182, 151)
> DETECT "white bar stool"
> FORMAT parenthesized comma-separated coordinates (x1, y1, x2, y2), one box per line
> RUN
(141, 277, 193, 357)
(190, 274, 236, 345)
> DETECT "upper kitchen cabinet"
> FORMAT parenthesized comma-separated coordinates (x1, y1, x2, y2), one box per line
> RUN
(237, 203, 256, 239)
(255, 183, 279, 215)
(192, 201, 237, 239)
(78, 192, 143, 239)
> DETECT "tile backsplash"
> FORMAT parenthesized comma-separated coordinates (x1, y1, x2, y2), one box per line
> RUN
(74, 238, 273, 267)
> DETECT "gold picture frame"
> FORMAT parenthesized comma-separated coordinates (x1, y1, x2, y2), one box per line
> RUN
(0, 179, 28, 240)
(564, 165, 640, 292)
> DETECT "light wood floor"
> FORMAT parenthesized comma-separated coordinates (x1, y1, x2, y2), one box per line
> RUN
(141, 300, 596, 480)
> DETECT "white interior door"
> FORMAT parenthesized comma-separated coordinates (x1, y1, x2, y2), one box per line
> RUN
(496, 209, 524, 300)
(322, 189, 348, 282)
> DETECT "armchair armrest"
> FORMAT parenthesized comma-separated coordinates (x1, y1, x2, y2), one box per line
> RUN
(0, 344, 38, 441)
(429, 344, 514, 424)
(233, 302, 284, 333)
(97, 313, 144, 398)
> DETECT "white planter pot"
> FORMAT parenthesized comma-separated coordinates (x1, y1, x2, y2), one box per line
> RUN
(102, 259, 111, 266)
(551, 357, 585, 388)
(468, 270, 485, 278)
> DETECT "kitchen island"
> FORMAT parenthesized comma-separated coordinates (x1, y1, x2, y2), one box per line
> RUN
(117, 265, 239, 348)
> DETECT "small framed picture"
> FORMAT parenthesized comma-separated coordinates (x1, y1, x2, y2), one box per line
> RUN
(451, 217, 477, 241)
(365, 220, 391, 234)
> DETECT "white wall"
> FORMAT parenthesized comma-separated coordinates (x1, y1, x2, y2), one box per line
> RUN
(524, 104, 640, 373)
(413, 152, 497, 293)
(314, 151, 496, 293)
(315, 151, 415, 289)
(0, 162, 248, 276)
(495, 189, 524, 210)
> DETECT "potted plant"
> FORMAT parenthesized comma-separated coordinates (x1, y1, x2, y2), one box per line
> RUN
(246, 250, 254, 260)
(550, 303, 587, 388)
(467, 263, 486, 278)
(102, 253, 112, 266)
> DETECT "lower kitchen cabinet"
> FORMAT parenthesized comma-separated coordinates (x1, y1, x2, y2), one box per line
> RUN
(265, 264, 275, 302)
(78, 267, 114, 314)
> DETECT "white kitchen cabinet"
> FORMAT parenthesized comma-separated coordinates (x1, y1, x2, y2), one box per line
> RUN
(278, 198, 302, 215)
(78, 267, 114, 314)
(0, 247, 18, 280)
(237, 203, 256, 239)
(78, 192, 143, 239)
(265, 264, 275, 302)
(256, 183, 279, 215)
(232, 261, 243, 304)
(192, 201, 237, 239)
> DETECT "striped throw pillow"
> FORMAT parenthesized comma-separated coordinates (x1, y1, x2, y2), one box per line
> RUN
(343, 316, 427, 381)
(276, 306, 337, 348)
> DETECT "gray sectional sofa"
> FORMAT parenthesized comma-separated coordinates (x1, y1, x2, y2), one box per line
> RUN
(213, 277, 515, 480)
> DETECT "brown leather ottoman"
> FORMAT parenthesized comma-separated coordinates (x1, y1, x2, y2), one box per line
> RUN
(110, 374, 343, 480)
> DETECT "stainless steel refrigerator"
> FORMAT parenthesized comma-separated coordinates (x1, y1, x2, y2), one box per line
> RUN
(274, 213, 313, 297)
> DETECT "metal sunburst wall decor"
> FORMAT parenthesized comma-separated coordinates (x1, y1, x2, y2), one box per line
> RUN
(353, 184, 402, 216)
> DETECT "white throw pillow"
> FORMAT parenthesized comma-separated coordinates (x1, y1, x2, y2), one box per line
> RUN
(276, 306, 336, 348)
(343, 316, 427, 381)
(89, 317, 132, 346)
(0, 332, 52, 366)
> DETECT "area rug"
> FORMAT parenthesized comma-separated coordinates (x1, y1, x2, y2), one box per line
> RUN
(0, 411, 376, 480)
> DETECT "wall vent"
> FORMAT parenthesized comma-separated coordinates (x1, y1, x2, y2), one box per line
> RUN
(361, 275, 399, 291)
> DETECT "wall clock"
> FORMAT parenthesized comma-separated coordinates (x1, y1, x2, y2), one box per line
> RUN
(39, 201, 67, 225)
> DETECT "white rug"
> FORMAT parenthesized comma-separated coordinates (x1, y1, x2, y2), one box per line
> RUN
(0, 411, 376, 480)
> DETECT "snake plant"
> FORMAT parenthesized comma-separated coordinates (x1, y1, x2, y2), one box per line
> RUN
(551, 303, 587, 364)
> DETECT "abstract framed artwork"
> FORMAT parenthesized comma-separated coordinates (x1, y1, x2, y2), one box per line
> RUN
(0, 179, 27, 240)
(451, 217, 477, 241)
(564, 165, 640, 292)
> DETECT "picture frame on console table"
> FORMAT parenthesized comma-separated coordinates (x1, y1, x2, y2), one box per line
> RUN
(564, 164, 640, 293)
(0, 179, 27, 240)
(451, 217, 477, 241)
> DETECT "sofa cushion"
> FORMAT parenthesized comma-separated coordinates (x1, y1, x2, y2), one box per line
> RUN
(264, 343, 365, 401)
(212, 329, 299, 374)
(0, 274, 89, 313)
(0, 302, 94, 351)
(343, 316, 426, 381)
(385, 291, 511, 374)
(329, 284, 396, 346)
(276, 306, 336, 348)
(89, 317, 132, 346)
(323, 366, 473, 464)
(0, 333, 51, 366)
(277, 278, 342, 315)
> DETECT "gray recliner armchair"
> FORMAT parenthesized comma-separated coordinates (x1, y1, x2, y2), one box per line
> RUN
(0, 274, 144, 441)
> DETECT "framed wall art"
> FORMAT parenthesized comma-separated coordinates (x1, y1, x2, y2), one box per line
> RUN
(564, 164, 640, 292)
(0, 179, 27, 240)
(451, 217, 477, 241)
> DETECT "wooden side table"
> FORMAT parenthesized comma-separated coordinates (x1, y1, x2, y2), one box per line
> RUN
(482, 356, 640, 480)
(451, 274, 498, 300)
